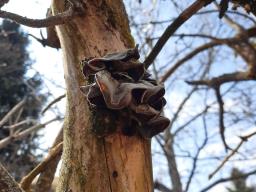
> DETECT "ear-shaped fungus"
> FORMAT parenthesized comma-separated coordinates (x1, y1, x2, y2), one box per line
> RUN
(80, 46, 170, 138)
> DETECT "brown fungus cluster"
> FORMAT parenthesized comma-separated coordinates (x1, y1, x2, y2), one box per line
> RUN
(80, 46, 170, 138)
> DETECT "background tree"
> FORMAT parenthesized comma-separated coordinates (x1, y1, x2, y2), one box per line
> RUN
(227, 168, 255, 192)
(1, 0, 256, 192)
(0, 20, 45, 181)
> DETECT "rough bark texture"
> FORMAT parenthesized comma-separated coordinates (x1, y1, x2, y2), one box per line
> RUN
(51, 0, 153, 191)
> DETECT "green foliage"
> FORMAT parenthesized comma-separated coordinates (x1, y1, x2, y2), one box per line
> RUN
(0, 20, 45, 181)
(226, 168, 255, 192)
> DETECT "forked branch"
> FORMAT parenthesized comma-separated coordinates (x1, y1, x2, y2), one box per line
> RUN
(20, 142, 63, 192)
(0, 2, 84, 28)
(208, 129, 256, 180)
(144, 0, 214, 68)
(0, 162, 24, 192)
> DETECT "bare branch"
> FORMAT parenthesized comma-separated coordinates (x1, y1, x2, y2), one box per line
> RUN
(185, 115, 208, 191)
(0, 5, 80, 28)
(3, 119, 37, 131)
(160, 41, 222, 83)
(196, 10, 256, 24)
(35, 126, 63, 192)
(209, 139, 243, 180)
(163, 135, 183, 192)
(214, 87, 230, 151)
(168, 87, 198, 132)
(187, 71, 255, 150)
(186, 71, 253, 87)
(0, 0, 9, 8)
(214, 1, 244, 32)
(28, 32, 60, 49)
(20, 142, 63, 192)
(201, 169, 256, 192)
(0, 162, 24, 192)
(208, 129, 256, 179)
(0, 98, 26, 127)
(149, 33, 220, 41)
(144, 0, 214, 68)
(0, 117, 61, 149)
(161, 25, 256, 83)
(173, 105, 210, 136)
(42, 94, 66, 114)
(154, 181, 173, 192)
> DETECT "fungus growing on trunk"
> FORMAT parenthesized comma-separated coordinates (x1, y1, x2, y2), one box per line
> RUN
(80, 46, 170, 138)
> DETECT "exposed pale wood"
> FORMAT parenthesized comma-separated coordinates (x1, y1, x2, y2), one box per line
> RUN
(52, 0, 153, 191)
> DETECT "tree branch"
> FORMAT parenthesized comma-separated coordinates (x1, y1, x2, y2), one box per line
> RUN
(214, 87, 230, 151)
(20, 142, 63, 192)
(160, 41, 222, 83)
(0, 98, 26, 127)
(208, 129, 256, 180)
(144, 0, 214, 68)
(214, 1, 245, 32)
(0, 162, 24, 192)
(200, 168, 256, 192)
(185, 116, 208, 191)
(42, 94, 66, 114)
(0, 117, 61, 149)
(154, 181, 173, 192)
(161, 25, 256, 82)
(35, 126, 63, 192)
(0, 5, 81, 28)
(186, 71, 253, 87)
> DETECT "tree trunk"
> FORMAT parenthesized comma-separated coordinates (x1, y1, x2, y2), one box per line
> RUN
(51, 1, 153, 191)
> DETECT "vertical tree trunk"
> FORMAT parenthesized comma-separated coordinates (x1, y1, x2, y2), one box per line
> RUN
(51, 0, 153, 191)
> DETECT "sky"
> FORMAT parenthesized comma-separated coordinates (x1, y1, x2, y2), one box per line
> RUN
(2, 0, 65, 148)
(2, 1, 256, 192)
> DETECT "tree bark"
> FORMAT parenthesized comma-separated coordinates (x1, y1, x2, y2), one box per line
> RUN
(51, 0, 153, 191)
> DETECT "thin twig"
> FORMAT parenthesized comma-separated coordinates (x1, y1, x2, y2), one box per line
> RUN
(185, 114, 208, 192)
(173, 105, 210, 136)
(0, 5, 79, 28)
(196, 10, 256, 24)
(0, 98, 26, 127)
(20, 142, 63, 192)
(168, 87, 198, 132)
(28, 32, 60, 49)
(143, 0, 213, 68)
(0, 117, 61, 149)
(214, 87, 230, 151)
(201, 168, 256, 192)
(0, 162, 24, 192)
(186, 71, 253, 87)
(162, 25, 256, 83)
(208, 129, 256, 179)
(3, 119, 37, 130)
(160, 41, 221, 83)
(35, 126, 63, 192)
(42, 94, 66, 114)
(213, 1, 244, 32)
